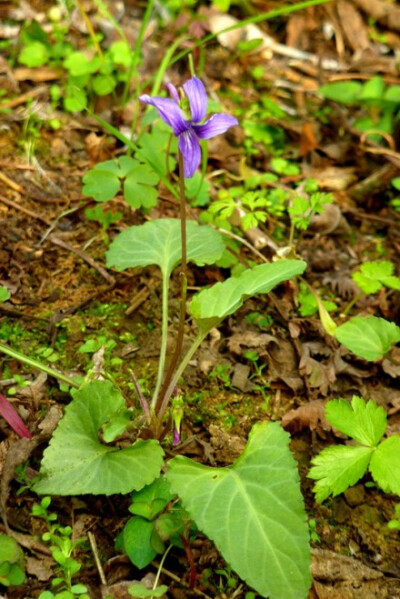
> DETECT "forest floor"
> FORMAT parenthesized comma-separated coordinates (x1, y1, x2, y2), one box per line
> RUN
(0, 0, 400, 598)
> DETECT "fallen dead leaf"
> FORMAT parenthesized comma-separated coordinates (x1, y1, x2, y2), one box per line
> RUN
(281, 399, 329, 434)
(26, 556, 54, 581)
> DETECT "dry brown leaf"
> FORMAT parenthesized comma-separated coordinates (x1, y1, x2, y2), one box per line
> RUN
(381, 346, 400, 378)
(26, 556, 53, 581)
(299, 342, 336, 395)
(281, 399, 329, 434)
(302, 165, 358, 190)
(299, 121, 320, 156)
(228, 330, 276, 355)
(308, 204, 350, 235)
(311, 548, 383, 582)
(336, 0, 370, 53)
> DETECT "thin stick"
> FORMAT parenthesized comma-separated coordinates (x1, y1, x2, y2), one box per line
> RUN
(0, 342, 80, 389)
(151, 561, 212, 598)
(88, 531, 107, 586)
(48, 234, 115, 286)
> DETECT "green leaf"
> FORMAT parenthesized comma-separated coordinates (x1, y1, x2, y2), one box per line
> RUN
(128, 583, 169, 598)
(122, 517, 158, 568)
(360, 76, 385, 102)
(92, 74, 116, 96)
(63, 52, 99, 76)
(63, 86, 88, 112)
(189, 260, 307, 332)
(392, 177, 400, 191)
(383, 85, 400, 104)
(136, 128, 177, 176)
(82, 157, 160, 208)
(319, 81, 363, 104)
(308, 445, 372, 503)
(369, 436, 400, 495)
(334, 316, 400, 361)
(5, 563, 25, 586)
(129, 477, 174, 520)
(352, 261, 400, 294)
(109, 41, 132, 67)
(82, 162, 121, 202)
(33, 380, 164, 495)
(19, 41, 49, 67)
(166, 422, 311, 599)
(123, 161, 159, 209)
(185, 172, 211, 207)
(0, 534, 22, 563)
(106, 219, 224, 278)
(0, 286, 10, 303)
(325, 397, 387, 447)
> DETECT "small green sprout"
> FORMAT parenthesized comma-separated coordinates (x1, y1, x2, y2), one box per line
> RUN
(32, 498, 89, 599)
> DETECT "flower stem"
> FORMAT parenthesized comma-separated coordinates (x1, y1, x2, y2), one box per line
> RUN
(155, 150, 187, 415)
(342, 291, 364, 316)
(151, 271, 170, 408)
(0, 342, 80, 389)
(157, 331, 207, 421)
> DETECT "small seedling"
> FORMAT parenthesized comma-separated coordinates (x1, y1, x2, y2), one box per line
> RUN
(0, 533, 25, 586)
(32, 497, 89, 599)
(308, 396, 400, 502)
(308, 519, 321, 544)
(116, 477, 192, 570)
(297, 282, 337, 317)
(319, 75, 400, 142)
(208, 363, 233, 388)
(343, 260, 400, 315)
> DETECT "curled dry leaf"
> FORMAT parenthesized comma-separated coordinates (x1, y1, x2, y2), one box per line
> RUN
(299, 341, 336, 395)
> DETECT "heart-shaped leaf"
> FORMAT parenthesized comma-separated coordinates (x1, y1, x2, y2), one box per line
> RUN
(33, 380, 164, 495)
(166, 422, 311, 599)
(189, 260, 307, 332)
(106, 219, 224, 278)
(334, 316, 400, 361)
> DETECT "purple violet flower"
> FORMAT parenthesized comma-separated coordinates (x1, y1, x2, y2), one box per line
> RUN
(139, 76, 238, 178)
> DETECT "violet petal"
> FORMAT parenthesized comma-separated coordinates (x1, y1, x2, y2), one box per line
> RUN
(167, 82, 180, 103)
(139, 95, 189, 136)
(178, 128, 202, 178)
(172, 427, 181, 446)
(193, 113, 238, 139)
(183, 77, 208, 123)
(0, 392, 32, 439)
